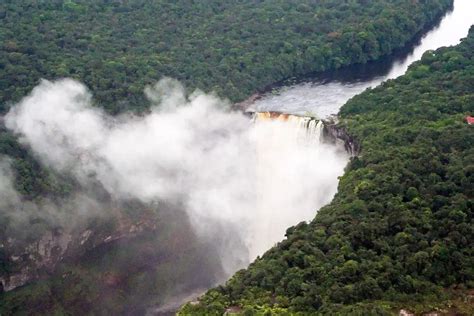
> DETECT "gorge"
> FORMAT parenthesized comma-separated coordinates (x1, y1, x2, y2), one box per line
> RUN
(1, 0, 472, 314)
(182, 0, 474, 313)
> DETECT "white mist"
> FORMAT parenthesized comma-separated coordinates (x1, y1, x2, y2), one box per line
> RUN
(5, 78, 348, 275)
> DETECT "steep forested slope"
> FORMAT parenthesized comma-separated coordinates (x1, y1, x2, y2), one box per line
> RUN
(0, 1, 457, 314)
(1, 0, 452, 113)
(181, 27, 474, 315)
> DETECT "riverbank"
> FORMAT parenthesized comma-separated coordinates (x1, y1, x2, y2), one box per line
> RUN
(180, 23, 474, 316)
(234, 0, 455, 117)
(0, 1, 458, 315)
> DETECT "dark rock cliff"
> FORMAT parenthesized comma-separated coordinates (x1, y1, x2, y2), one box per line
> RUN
(0, 208, 158, 292)
(323, 121, 360, 156)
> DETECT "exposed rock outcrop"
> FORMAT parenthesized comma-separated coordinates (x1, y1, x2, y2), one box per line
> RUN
(323, 121, 360, 156)
(0, 209, 158, 292)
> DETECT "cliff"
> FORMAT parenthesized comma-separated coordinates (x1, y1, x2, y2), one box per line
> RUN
(0, 207, 157, 292)
(323, 121, 360, 156)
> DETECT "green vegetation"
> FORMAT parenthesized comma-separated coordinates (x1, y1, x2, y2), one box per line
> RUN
(0, 0, 453, 198)
(1, 0, 452, 114)
(180, 26, 474, 315)
(0, 0, 454, 224)
(0, 0, 461, 314)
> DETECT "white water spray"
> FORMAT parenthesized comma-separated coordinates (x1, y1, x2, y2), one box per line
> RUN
(249, 112, 343, 258)
(5, 79, 348, 274)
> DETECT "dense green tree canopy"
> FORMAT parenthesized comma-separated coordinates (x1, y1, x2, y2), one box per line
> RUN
(1, 0, 452, 113)
(0, 1, 461, 314)
(0, 0, 454, 203)
(181, 26, 474, 315)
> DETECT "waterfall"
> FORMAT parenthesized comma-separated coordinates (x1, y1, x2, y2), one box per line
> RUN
(246, 112, 344, 259)
(307, 119, 324, 144)
(254, 112, 324, 145)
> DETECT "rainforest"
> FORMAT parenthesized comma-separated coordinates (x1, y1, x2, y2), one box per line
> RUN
(181, 24, 474, 316)
(0, 0, 472, 315)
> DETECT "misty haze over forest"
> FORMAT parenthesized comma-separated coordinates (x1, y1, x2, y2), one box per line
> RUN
(0, 0, 473, 315)
(3, 78, 347, 274)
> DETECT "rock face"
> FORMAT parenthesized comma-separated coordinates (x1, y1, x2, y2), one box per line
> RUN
(323, 121, 360, 156)
(0, 210, 157, 293)
(0, 229, 72, 292)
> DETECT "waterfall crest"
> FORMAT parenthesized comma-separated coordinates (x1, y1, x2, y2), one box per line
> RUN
(254, 112, 324, 145)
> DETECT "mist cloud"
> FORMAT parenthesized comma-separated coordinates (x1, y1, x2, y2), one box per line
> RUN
(5, 78, 348, 274)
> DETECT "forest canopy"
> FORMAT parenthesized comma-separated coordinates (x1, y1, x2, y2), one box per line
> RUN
(0, 0, 454, 220)
(180, 25, 474, 315)
(0, 1, 464, 314)
(0, 0, 453, 113)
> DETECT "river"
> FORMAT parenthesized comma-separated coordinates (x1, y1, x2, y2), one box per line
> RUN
(151, 1, 474, 313)
(251, 0, 474, 119)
